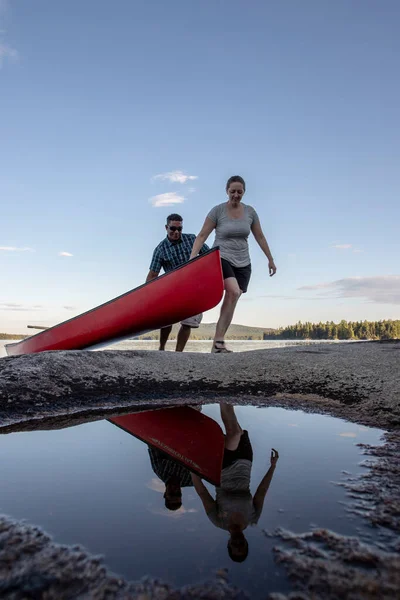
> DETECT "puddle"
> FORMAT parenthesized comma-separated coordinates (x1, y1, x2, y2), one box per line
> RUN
(0, 405, 384, 598)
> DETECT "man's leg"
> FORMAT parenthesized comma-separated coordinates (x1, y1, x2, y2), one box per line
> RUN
(176, 313, 202, 352)
(175, 324, 191, 352)
(159, 325, 172, 351)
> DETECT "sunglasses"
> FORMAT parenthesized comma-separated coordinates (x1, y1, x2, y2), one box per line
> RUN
(168, 226, 182, 232)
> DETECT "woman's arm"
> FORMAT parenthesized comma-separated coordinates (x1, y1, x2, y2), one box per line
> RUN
(253, 449, 279, 515)
(191, 473, 216, 514)
(190, 217, 216, 260)
(251, 220, 277, 276)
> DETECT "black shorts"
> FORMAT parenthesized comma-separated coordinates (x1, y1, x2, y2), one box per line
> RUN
(221, 258, 252, 293)
(222, 430, 253, 469)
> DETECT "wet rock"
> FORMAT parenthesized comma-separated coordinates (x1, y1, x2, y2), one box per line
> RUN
(265, 527, 400, 600)
(0, 342, 399, 430)
(338, 430, 400, 549)
(0, 516, 247, 599)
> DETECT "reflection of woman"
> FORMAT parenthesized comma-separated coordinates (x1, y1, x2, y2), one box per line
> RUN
(191, 404, 279, 562)
(190, 175, 276, 353)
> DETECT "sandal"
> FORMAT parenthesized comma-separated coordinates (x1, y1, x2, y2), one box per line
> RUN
(212, 340, 233, 353)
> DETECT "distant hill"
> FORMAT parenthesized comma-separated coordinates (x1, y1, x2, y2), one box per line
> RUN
(135, 323, 275, 340)
(1, 324, 274, 342)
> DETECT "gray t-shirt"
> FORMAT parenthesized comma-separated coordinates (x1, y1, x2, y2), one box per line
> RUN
(207, 202, 259, 268)
(206, 459, 261, 531)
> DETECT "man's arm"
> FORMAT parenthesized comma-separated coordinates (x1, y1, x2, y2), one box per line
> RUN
(147, 247, 162, 281)
(191, 473, 216, 514)
(146, 270, 159, 282)
(253, 449, 279, 516)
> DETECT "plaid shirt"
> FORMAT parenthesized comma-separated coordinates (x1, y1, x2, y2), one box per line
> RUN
(148, 447, 193, 487)
(149, 233, 209, 274)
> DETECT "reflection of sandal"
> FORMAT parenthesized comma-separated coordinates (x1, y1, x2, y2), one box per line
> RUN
(212, 340, 233, 353)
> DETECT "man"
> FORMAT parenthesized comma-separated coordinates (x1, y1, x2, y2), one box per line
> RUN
(191, 403, 279, 562)
(146, 213, 209, 351)
(148, 445, 193, 511)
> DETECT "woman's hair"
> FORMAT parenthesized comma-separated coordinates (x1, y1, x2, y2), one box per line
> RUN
(226, 175, 246, 192)
(227, 538, 249, 562)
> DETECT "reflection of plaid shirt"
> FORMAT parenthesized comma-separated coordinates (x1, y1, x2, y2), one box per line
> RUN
(148, 447, 193, 487)
(149, 234, 209, 274)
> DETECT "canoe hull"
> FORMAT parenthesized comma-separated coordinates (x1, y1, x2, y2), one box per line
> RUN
(109, 406, 224, 486)
(6, 249, 223, 356)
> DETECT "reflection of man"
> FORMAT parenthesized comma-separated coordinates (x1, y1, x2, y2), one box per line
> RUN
(146, 213, 209, 352)
(148, 446, 193, 511)
(191, 403, 279, 562)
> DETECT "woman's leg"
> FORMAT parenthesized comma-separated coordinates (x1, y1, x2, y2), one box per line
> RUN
(213, 277, 242, 349)
(220, 403, 243, 450)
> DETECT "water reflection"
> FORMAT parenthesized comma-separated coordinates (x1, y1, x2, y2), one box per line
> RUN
(111, 402, 281, 562)
(109, 405, 224, 485)
(148, 445, 193, 511)
(192, 403, 278, 562)
(0, 403, 385, 598)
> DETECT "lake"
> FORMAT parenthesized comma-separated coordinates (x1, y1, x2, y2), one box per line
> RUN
(0, 338, 352, 358)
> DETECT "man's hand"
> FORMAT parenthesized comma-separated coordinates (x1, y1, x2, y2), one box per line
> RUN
(270, 448, 279, 467)
(146, 270, 159, 283)
(269, 261, 277, 277)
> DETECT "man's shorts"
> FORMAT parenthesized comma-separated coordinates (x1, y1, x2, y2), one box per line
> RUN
(180, 313, 203, 328)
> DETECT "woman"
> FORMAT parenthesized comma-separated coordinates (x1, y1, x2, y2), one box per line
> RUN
(191, 403, 279, 563)
(190, 175, 276, 353)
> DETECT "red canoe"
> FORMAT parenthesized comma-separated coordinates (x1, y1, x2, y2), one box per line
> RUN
(109, 406, 224, 485)
(5, 249, 223, 356)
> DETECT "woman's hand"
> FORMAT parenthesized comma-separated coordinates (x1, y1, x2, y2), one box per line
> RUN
(269, 260, 277, 276)
(270, 448, 279, 467)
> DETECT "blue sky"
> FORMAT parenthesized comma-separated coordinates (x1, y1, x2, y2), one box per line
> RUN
(1, 0, 399, 334)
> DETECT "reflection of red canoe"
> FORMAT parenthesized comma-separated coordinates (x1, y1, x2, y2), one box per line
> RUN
(109, 407, 224, 486)
(6, 249, 223, 356)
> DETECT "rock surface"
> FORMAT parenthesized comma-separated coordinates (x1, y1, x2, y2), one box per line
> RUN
(0, 341, 399, 430)
(0, 516, 247, 599)
(1, 341, 399, 599)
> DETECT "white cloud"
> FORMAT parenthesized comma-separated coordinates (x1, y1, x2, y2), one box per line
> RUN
(58, 251, 73, 257)
(298, 276, 400, 304)
(148, 506, 197, 519)
(353, 249, 363, 254)
(63, 305, 77, 311)
(256, 294, 332, 302)
(153, 170, 198, 184)
(0, 0, 8, 16)
(0, 302, 44, 312)
(0, 246, 34, 252)
(0, 1, 18, 69)
(0, 43, 18, 68)
(149, 192, 185, 208)
(331, 244, 352, 250)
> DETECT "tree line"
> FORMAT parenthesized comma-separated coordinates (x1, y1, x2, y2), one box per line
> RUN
(263, 319, 400, 340)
